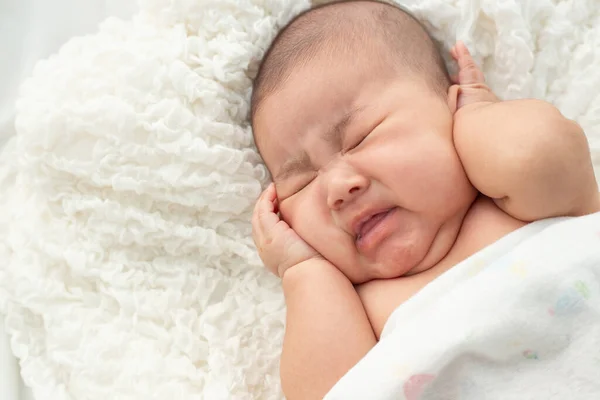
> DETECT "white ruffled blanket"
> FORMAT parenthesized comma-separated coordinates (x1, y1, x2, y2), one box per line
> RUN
(1, 0, 599, 399)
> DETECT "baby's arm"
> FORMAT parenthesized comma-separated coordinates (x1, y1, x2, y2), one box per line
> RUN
(451, 43, 599, 221)
(252, 184, 376, 400)
(455, 100, 598, 220)
(281, 260, 376, 399)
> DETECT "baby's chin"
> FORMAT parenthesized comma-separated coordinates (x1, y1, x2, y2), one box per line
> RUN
(370, 237, 432, 280)
(341, 233, 429, 284)
(361, 216, 463, 282)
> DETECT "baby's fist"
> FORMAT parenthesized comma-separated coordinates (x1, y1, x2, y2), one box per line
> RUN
(252, 184, 322, 278)
(450, 41, 498, 110)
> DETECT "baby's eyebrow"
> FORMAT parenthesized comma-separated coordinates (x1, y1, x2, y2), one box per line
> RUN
(275, 151, 313, 182)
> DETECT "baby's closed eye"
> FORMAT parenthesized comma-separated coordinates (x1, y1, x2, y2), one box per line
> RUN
(343, 115, 388, 154)
(343, 132, 369, 154)
(279, 172, 318, 198)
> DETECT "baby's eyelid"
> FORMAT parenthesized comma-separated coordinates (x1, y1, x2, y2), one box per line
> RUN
(346, 132, 369, 152)
(290, 172, 317, 195)
(348, 115, 386, 152)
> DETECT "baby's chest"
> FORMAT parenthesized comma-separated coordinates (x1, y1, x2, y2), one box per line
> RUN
(356, 272, 433, 339)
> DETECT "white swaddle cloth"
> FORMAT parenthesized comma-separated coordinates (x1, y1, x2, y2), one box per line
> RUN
(326, 212, 600, 400)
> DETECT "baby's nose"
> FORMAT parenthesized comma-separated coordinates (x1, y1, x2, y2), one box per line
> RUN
(326, 169, 369, 210)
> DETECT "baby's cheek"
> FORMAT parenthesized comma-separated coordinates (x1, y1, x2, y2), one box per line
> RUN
(409, 141, 467, 191)
(277, 198, 294, 224)
(280, 194, 316, 236)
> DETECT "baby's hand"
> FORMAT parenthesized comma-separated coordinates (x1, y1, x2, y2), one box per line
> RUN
(252, 183, 322, 278)
(450, 41, 498, 110)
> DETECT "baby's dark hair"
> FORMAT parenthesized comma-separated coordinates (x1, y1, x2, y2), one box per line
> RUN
(250, 0, 451, 125)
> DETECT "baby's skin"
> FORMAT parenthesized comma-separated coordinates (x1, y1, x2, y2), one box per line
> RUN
(252, 42, 600, 399)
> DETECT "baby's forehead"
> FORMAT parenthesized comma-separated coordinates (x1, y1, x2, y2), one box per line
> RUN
(251, 1, 449, 129)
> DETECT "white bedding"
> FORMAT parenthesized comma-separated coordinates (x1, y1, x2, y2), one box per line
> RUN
(0, 2, 137, 398)
(0, 0, 599, 399)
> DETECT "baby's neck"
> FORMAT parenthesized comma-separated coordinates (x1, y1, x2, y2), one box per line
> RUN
(422, 195, 527, 280)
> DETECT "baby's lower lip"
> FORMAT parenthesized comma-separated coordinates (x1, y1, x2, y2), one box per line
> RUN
(356, 208, 396, 253)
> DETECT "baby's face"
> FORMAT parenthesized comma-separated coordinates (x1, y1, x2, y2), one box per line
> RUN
(254, 57, 477, 284)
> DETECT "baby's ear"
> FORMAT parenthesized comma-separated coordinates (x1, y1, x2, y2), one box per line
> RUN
(447, 84, 460, 115)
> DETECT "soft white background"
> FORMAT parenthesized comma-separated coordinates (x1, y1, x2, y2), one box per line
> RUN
(0, 1, 137, 397)
(0, 0, 137, 147)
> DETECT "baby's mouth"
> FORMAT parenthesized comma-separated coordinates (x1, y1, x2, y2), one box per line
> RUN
(356, 209, 394, 241)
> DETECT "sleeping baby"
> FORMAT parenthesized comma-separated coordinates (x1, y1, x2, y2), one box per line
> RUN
(250, 1, 600, 399)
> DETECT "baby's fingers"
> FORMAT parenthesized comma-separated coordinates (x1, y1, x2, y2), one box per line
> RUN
(253, 183, 280, 237)
(453, 41, 485, 86)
